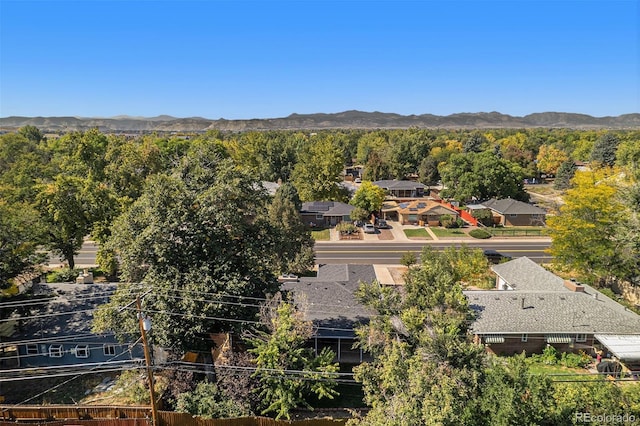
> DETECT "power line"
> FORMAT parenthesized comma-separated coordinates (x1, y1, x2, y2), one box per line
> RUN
(2, 347, 139, 409)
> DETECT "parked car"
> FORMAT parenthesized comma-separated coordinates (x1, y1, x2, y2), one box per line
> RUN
(354, 178, 362, 183)
(483, 250, 512, 264)
(363, 223, 376, 234)
(278, 273, 299, 283)
(376, 219, 390, 229)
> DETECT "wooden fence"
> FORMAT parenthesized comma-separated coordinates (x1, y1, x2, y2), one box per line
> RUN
(0, 406, 348, 426)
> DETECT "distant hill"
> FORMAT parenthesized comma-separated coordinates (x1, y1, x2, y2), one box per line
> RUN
(1, 111, 639, 132)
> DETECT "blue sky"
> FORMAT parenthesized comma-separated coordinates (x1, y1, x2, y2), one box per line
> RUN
(1, 0, 638, 119)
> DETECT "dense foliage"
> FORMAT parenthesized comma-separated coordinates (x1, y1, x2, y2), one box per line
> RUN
(349, 247, 640, 425)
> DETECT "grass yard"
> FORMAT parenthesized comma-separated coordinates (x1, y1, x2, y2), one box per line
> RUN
(490, 227, 547, 237)
(526, 362, 598, 380)
(430, 227, 468, 237)
(311, 229, 330, 241)
(404, 228, 432, 239)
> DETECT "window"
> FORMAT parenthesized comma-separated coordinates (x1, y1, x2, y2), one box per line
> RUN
(75, 345, 89, 358)
(26, 344, 39, 355)
(49, 344, 63, 358)
(521, 334, 528, 343)
(103, 344, 116, 356)
(576, 334, 587, 343)
(315, 214, 324, 220)
(509, 214, 518, 217)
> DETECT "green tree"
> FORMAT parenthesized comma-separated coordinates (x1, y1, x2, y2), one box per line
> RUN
(350, 247, 487, 425)
(0, 200, 45, 288)
(267, 182, 314, 275)
(291, 135, 347, 202)
(176, 382, 251, 419)
(18, 125, 44, 143)
(590, 133, 620, 167)
(480, 355, 555, 426)
(35, 175, 92, 270)
(418, 155, 440, 188)
(93, 149, 285, 350)
(350, 181, 386, 215)
(439, 152, 528, 202)
(616, 139, 640, 171)
(247, 298, 339, 420)
(463, 133, 487, 153)
(0, 132, 52, 203)
(553, 158, 577, 190)
(103, 135, 165, 205)
(350, 206, 370, 223)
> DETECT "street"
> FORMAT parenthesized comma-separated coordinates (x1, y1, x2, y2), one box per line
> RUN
(49, 239, 552, 268)
(315, 240, 551, 264)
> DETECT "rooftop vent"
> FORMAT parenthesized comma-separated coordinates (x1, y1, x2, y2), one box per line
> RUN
(564, 280, 585, 292)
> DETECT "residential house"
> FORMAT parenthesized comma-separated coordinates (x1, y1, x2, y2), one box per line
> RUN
(464, 257, 640, 364)
(381, 199, 459, 225)
(373, 180, 426, 199)
(0, 282, 143, 369)
(468, 198, 546, 226)
(300, 201, 355, 227)
(344, 165, 364, 181)
(281, 264, 376, 363)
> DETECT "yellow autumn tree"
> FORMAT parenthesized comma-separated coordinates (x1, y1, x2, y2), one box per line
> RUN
(547, 168, 628, 280)
(536, 145, 569, 175)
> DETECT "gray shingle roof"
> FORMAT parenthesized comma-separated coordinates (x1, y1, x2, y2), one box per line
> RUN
(482, 198, 546, 215)
(492, 257, 564, 291)
(373, 180, 426, 190)
(281, 264, 376, 338)
(301, 201, 354, 217)
(465, 290, 640, 334)
(465, 257, 640, 335)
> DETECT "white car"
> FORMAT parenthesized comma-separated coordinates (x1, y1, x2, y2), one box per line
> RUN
(363, 223, 376, 234)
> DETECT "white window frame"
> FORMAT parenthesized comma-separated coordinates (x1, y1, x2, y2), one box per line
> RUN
(103, 344, 116, 356)
(315, 214, 324, 220)
(575, 334, 587, 343)
(521, 334, 528, 343)
(49, 344, 63, 358)
(26, 344, 39, 355)
(75, 345, 90, 358)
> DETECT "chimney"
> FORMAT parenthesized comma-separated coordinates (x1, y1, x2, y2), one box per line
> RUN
(564, 280, 585, 292)
(521, 297, 525, 309)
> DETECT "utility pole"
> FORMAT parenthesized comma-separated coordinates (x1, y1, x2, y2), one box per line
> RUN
(137, 295, 159, 426)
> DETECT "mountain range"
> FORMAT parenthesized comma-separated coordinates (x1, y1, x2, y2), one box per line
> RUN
(1, 111, 639, 132)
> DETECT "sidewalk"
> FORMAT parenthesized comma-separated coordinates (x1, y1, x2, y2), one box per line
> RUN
(327, 221, 550, 243)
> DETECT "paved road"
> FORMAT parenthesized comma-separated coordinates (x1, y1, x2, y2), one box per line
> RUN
(314, 240, 552, 264)
(46, 241, 100, 268)
(49, 239, 551, 268)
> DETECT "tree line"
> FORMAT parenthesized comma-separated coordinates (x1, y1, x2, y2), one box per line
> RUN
(3, 125, 638, 287)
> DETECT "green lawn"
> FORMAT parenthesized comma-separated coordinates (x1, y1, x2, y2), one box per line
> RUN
(311, 229, 331, 241)
(526, 363, 597, 380)
(490, 227, 547, 237)
(404, 228, 432, 239)
(429, 227, 467, 237)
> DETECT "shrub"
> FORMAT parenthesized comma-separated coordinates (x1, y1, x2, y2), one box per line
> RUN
(46, 268, 80, 283)
(541, 345, 559, 365)
(560, 351, 592, 368)
(336, 222, 358, 235)
(469, 229, 492, 239)
(471, 209, 493, 226)
(400, 252, 417, 267)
